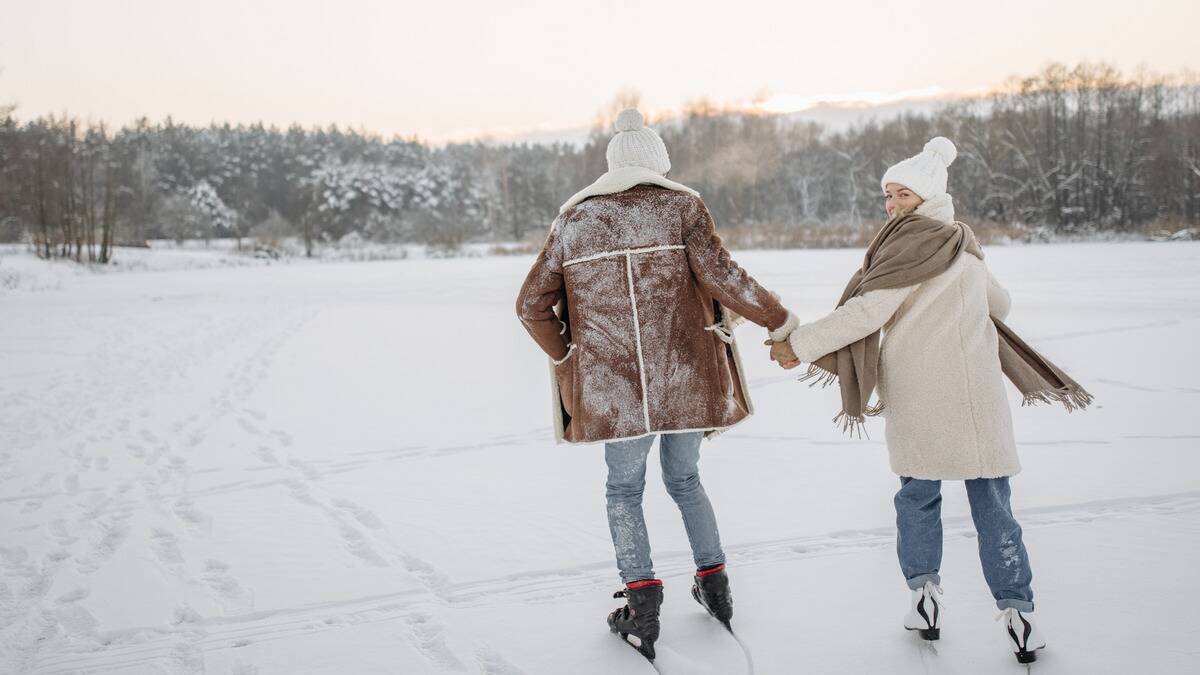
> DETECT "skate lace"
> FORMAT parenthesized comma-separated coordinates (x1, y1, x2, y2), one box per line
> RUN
(994, 607, 1018, 624)
(923, 581, 946, 608)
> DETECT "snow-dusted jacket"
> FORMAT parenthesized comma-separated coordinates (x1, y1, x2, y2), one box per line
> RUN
(788, 200, 1020, 479)
(516, 183, 788, 445)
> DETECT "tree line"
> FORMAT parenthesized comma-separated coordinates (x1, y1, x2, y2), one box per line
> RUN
(1, 62, 1197, 262)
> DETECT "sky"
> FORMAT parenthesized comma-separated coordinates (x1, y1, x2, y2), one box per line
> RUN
(1, 0, 1197, 142)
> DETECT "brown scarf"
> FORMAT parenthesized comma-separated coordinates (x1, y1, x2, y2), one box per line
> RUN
(802, 212, 1093, 434)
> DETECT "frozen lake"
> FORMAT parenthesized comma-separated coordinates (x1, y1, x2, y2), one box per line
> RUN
(2, 241, 1198, 674)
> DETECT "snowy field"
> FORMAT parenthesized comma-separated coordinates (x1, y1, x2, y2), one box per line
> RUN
(1, 241, 1199, 674)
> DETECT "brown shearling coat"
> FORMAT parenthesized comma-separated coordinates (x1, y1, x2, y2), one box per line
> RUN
(516, 184, 787, 444)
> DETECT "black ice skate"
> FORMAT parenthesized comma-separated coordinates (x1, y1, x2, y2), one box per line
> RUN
(608, 579, 664, 661)
(691, 564, 733, 630)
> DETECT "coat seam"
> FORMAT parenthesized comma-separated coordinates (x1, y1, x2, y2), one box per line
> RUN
(564, 245, 685, 267)
(625, 253, 652, 433)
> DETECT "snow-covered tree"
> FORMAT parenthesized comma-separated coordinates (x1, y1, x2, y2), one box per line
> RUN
(186, 180, 237, 245)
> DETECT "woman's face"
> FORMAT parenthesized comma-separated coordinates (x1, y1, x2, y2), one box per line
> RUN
(884, 183, 923, 218)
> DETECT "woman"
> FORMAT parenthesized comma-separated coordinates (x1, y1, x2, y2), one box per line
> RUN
(774, 137, 1091, 665)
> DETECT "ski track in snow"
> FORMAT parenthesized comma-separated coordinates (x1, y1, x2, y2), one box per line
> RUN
(727, 629, 756, 675)
(25, 489, 1198, 674)
(1, 303, 497, 673)
(1033, 315, 1198, 342)
(1, 304, 318, 674)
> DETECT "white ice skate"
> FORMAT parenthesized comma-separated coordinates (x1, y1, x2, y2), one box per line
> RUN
(997, 607, 1046, 664)
(903, 581, 943, 640)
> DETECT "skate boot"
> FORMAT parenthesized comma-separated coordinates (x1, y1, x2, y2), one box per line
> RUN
(997, 607, 1046, 664)
(608, 579, 663, 660)
(691, 564, 733, 628)
(903, 580, 944, 640)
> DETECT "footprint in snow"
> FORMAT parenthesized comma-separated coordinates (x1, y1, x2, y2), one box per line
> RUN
(150, 528, 185, 565)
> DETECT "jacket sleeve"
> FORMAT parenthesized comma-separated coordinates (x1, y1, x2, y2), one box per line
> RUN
(515, 225, 570, 361)
(682, 197, 788, 331)
(787, 286, 914, 363)
(985, 270, 1011, 322)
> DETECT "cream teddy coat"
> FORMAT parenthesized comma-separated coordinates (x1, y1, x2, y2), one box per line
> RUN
(788, 197, 1020, 479)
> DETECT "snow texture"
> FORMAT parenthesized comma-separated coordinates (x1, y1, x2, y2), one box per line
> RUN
(0, 241, 1198, 674)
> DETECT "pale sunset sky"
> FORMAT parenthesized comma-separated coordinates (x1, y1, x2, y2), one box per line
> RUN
(2, 0, 1197, 142)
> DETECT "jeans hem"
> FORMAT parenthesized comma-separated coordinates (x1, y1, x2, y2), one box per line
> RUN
(905, 573, 941, 590)
(996, 598, 1035, 612)
(619, 572, 655, 584)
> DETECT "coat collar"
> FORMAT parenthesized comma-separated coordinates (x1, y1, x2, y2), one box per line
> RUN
(559, 166, 700, 214)
(915, 193, 955, 224)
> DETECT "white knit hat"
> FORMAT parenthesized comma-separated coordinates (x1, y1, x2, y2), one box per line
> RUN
(880, 137, 958, 199)
(606, 108, 671, 174)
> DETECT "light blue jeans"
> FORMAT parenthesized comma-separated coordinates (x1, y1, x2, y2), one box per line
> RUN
(895, 476, 1035, 611)
(605, 432, 725, 583)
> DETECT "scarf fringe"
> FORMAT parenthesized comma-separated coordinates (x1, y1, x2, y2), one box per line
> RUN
(833, 411, 862, 438)
(803, 364, 884, 437)
(832, 411, 871, 439)
(798, 363, 838, 388)
(1020, 385, 1095, 412)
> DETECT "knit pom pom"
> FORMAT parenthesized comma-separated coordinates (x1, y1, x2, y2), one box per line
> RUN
(924, 136, 957, 167)
(614, 108, 644, 132)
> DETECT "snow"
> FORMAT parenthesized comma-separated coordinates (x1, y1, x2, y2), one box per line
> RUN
(2, 242, 1198, 674)
(0, 245, 267, 294)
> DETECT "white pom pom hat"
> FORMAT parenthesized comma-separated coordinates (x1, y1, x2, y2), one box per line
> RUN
(605, 108, 671, 175)
(880, 136, 958, 200)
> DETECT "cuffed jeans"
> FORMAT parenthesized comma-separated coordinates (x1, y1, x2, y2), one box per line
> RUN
(895, 476, 1035, 611)
(605, 432, 725, 583)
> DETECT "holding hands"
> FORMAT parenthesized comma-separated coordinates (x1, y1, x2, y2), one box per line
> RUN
(765, 312, 802, 370)
(767, 338, 801, 370)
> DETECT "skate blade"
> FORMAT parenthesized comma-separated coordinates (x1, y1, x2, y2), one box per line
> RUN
(905, 626, 940, 641)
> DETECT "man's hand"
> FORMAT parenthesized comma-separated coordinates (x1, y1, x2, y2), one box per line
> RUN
(765, 338, 801, 370)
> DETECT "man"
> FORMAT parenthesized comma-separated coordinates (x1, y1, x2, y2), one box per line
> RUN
(515, 108, 797, 660)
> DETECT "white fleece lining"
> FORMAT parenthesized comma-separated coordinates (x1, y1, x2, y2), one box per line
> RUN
(625, 253, 653, 433)
(555, 418, 750, 446)
(768, 312, 799, 342)
(559, 166, 700, 214)
(564, 244, 685, 268)
(551, 343, 577, 366)
(727, 314, 755, 418)
(548, 357, 565, 442)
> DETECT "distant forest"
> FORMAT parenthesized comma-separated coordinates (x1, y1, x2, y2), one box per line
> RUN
(1, 62, 1197, 262)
